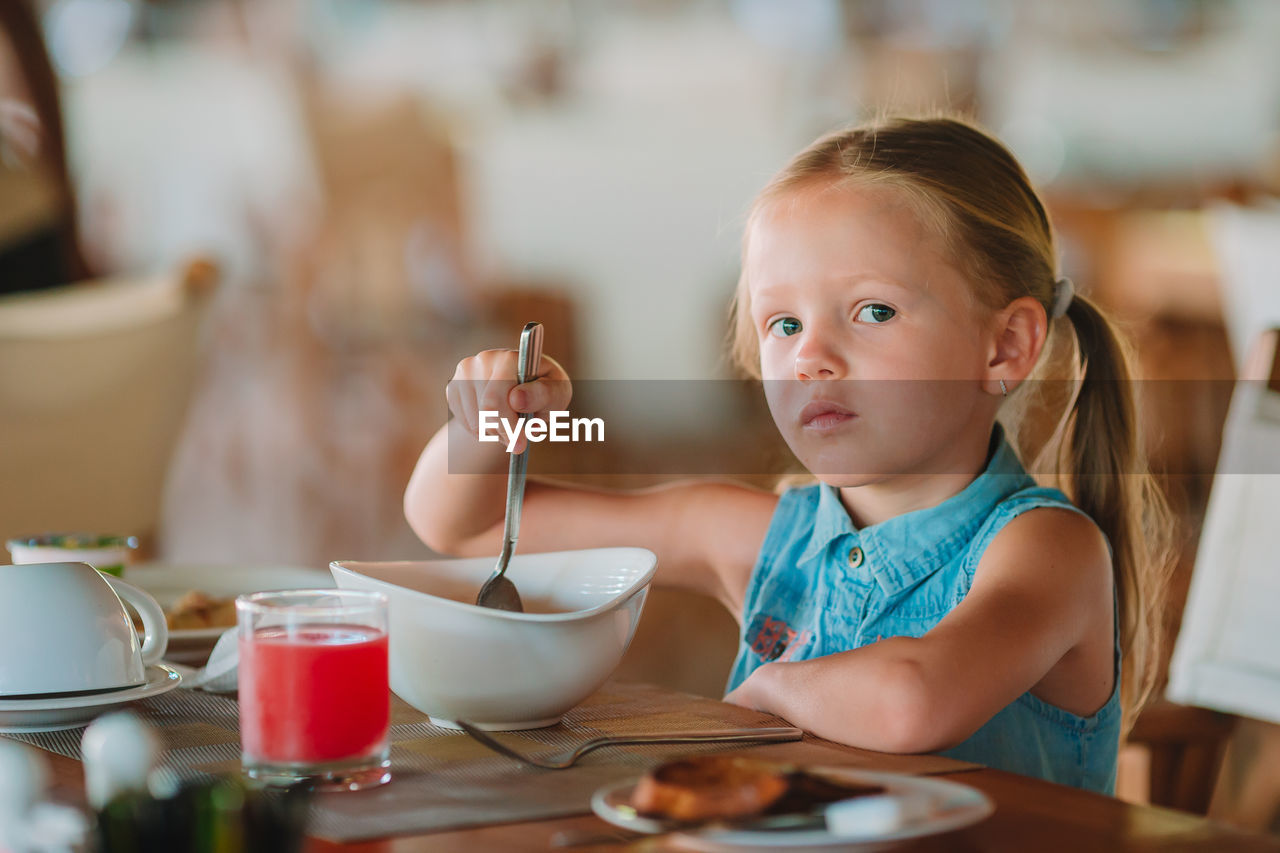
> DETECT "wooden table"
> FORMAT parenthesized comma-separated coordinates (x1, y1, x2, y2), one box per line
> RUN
(38, 686, 1280, 853)
(285, 771, 1280, 852)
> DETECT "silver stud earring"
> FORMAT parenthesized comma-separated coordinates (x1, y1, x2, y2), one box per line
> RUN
(999, 379, 1008, 397)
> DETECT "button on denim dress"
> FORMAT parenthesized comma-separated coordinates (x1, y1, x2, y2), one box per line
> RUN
(726, 429, 1122, 794)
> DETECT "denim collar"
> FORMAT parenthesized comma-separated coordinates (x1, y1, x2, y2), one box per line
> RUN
(799, 425, 1035, 596)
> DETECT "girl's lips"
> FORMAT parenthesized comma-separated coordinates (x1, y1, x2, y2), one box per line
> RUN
(799, 400, 857, 429)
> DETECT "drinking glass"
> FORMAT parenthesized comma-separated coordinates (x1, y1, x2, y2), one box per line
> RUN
(236, 589, 391, 790)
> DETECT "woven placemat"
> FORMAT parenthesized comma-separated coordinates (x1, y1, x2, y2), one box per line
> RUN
(2, 682, 978, 842)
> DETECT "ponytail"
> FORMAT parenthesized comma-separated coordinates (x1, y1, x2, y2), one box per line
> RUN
(1055, 295, 1176, 732)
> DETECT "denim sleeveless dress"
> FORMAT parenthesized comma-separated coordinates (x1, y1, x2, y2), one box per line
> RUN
(726, 429, 1122, 794)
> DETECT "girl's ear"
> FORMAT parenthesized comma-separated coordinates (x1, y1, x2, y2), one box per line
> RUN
(984, 295, 1048, 394)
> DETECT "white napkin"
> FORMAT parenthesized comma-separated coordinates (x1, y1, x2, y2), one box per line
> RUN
(171, 629, 239, 692)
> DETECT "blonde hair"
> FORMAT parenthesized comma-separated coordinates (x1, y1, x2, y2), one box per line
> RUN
(728, 114, 1174, 731)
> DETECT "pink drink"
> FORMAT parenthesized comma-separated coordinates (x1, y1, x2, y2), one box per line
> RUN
(239, 624, 389, 764)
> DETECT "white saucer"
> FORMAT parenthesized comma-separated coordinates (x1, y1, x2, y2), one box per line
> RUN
(0, 665, 182, 733)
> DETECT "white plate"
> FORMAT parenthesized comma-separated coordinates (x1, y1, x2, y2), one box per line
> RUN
(591, 768, 994, 851)
(125, 563, 334, 663)
(0, 665, 182, 733)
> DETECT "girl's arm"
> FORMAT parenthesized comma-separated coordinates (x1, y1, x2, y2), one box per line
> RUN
(725, 507, 1114, 752)
(404, 350, 777, 614)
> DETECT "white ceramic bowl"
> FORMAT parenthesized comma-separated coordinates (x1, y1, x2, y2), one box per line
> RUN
(7, 534, 138, 577)
(330, 547, 656, 730)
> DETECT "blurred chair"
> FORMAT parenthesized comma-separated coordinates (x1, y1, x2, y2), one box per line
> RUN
(1124, 699, 1237, 814)
(298, 85, 473, 342)
(1148, 328, 1280, 823)
(0, 259, 218, 554)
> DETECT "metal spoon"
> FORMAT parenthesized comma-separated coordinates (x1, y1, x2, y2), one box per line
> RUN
(475, 321, 544, 612)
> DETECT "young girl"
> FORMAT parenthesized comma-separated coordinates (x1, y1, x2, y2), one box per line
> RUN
(404, 115, 1173, 795)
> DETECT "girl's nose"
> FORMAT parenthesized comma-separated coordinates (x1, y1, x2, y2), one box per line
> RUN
(794, 334, 846, 380)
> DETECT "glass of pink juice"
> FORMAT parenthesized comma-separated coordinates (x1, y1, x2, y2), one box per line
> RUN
(236, 589, 391, 790)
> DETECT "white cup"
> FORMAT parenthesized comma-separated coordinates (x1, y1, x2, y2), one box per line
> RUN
(0, 562, 168, 697)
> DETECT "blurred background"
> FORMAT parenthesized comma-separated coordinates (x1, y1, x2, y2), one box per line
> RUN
(3, 0, 1280, 831)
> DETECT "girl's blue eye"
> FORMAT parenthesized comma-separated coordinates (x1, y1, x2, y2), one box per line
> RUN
(857, 304, 896, 324)
(768, 317, 802, 338)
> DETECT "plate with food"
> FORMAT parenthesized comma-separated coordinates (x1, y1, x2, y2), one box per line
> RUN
(591, 756, 993, 850)
(125, 563, 335, 663)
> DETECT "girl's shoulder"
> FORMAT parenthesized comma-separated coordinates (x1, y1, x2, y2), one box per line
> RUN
(699, 481, 782, 552)
(985, 495, 1109, 558)
(994, 483, 1082, 514)
(980, 485, 1107, 560)
(672, 481, 780, 611)
(972, 489, 1113, 616)
(680, 479, 781, 512)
